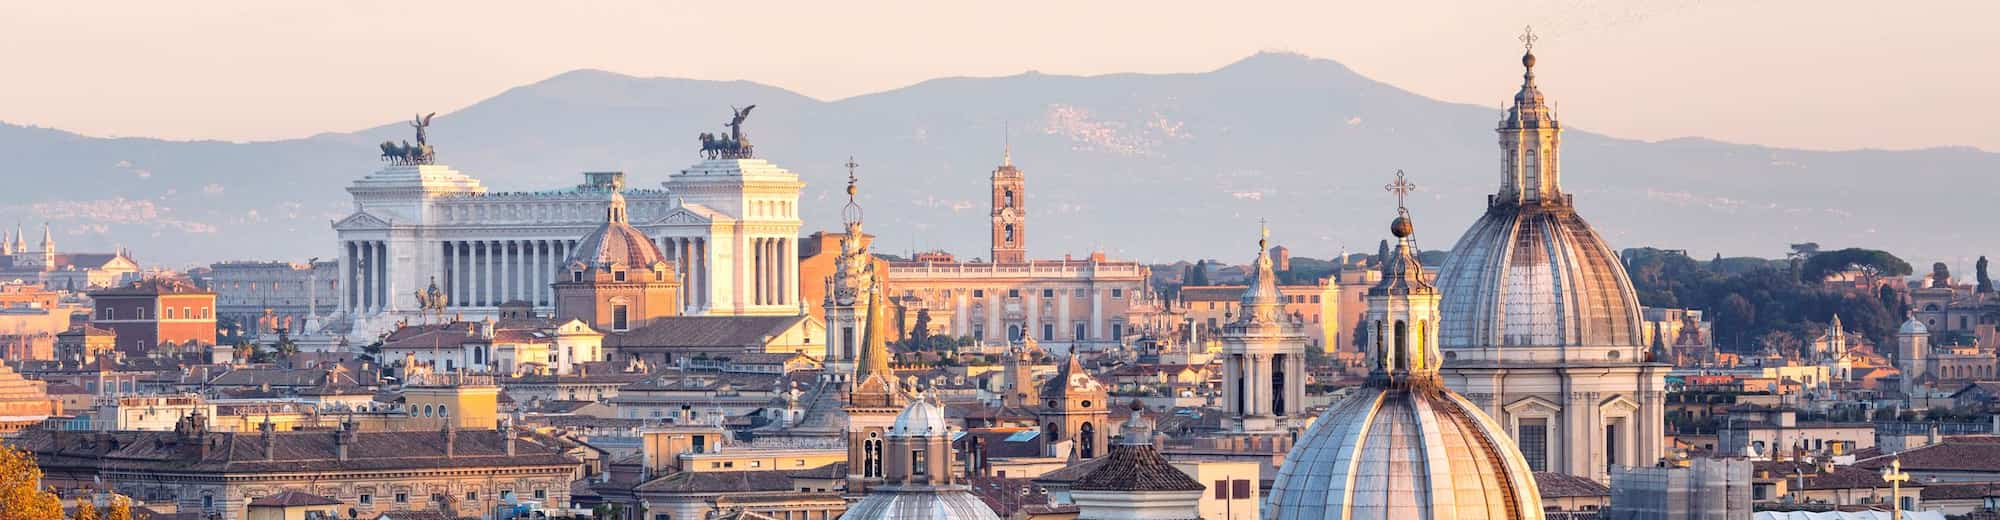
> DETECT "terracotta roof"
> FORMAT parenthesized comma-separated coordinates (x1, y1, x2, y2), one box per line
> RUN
(633, 464, 845, 494)
(1857, 436, 2000, 473)
(1535, 472, 1609, 498)
(1922, 482, 2000, 500)
(1070, 444, 1204, 492)
(610, 316, 806, 349)
(1031, 456, 1108, 484)
(248, 490, 342, 507)
(13, 428, 578, 474)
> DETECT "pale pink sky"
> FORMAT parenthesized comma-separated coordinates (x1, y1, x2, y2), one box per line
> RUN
(2, 1, 1993, 151)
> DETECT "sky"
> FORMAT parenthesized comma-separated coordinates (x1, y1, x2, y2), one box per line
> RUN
(1, 1, 1996, 152)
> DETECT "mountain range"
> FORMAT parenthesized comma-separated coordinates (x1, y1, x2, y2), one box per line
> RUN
(4, 52, 1993, 270)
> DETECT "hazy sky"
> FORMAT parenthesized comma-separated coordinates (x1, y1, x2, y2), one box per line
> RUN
(3, 1, 1995, 151)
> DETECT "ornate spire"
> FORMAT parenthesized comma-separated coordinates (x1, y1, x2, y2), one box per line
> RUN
(842, 156, 863, 227)
(1238, 220, 1282, 324)
(1375, 171, 1433, 296)
(1505, 26, 1554, 129)
(40, 223, 53, 251)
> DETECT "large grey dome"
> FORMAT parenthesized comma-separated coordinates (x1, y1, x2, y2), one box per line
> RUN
(839, 489, 1001, 520)
(1267, 386, 1543, 519)
(1432, 204, 1644, 350)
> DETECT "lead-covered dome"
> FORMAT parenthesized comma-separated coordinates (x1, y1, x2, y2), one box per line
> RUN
(568, 190, 670, 272)
(1432, 43, 1644, 352)
(1269, 207, 1542, 519)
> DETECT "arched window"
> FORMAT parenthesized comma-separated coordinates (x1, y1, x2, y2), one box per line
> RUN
(1373, 320, 1386, 368)
(863, 434, 884, 478)
(1393, 321, 1409, 371)
(1004, 189, 1015, 207)
(1004, 224, 1015, 242)
(1414, 320, 1427, 370)
(1079, 423, 1097, 459)
(1044, 422, 1061, 442)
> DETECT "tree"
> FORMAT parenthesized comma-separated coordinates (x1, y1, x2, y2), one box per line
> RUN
(1376, 240, 1391, 266)
(908, 309, 932, 349)
(0, 445, 61, 519)
(103, 496, 132, 520)
(1931, 262, 1953, 288)
(1978, 256, 1993, 293)
(1787, 242, 1821, 260)
(1758, 330, 1803, 358)
(1716, 294, 1757, 349)
(1187, 260, 1209, 286)
(1799, 248, 1913, 285)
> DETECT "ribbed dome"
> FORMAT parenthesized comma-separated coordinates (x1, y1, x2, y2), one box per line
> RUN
(1433, 204, 1644, 349)
(840, 490, 1001, 520)
(889, 398, 948, 438)
(568, 191, 669, 271)
(1267, 386, 1543, 519)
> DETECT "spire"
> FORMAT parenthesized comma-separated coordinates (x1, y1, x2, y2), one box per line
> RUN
(1375, 170, 1433, 295)
(1, 230, 10, 256)
(11, 223, 22, 252)
(1497, 26, 1564, 206)
(40, 223, 53, 252)
(855, 281, 894, 384)
(842, 156, 863, 228)
(1238, 220, 1281, 324)
(1002, 122, 1012, 168)
(1505, 25, 1552, 128)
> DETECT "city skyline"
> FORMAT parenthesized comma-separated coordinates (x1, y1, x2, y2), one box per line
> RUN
(1, 1, 1996, 152)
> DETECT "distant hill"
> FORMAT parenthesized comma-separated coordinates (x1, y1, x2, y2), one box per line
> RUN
(5, 52, 1993, 269)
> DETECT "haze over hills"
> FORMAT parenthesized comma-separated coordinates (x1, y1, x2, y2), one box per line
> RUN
(5, 52, 1993, 270)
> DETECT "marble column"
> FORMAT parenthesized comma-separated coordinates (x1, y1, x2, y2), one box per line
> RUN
(340, 241, 355, 314)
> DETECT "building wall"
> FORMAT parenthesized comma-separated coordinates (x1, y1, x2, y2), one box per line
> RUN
(208, 261, 338, 335)
(886, 259, 1152, 350)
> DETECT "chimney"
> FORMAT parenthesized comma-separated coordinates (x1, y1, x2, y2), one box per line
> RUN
(444, 423, 456, 458)
(335, 423, 353, 461)
(505, 430, 517, 457)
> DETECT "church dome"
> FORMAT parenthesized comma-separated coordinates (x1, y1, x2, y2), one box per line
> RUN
(1269, 206, 1542, 519)
(1432, 42, 1644, 352)
(567, 191, 669, 271)
(839, 490, 1001, 520)
(1900, 315, 1929, 336)
(1266, 386, 1544, 518)
(889, 397, 948, 438)
(1433, 205, 1644, 349)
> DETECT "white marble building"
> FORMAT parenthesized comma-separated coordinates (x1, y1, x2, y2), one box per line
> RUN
(332, 159, 803, 340)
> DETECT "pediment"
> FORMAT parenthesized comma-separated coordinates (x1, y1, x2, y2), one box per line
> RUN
(647, 206, 716, 226)
(1503, 395, 1562, 416)
(1599, 394, 1640, 415)
(332, 211, 392, 230)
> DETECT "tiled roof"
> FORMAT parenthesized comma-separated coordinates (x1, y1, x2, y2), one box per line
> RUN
(1070, 444, 1204, 492)
(633, 464, 843, 494)
(1921, 482, 2000, 500)
(1857, 436, 2000, 473)
(248, 490, 342, 507)
(1534, 472, 1609, 498)
(609, 316, 806, 349)
(1030, 456, 1108, 484)
(13, 428, 578, 474)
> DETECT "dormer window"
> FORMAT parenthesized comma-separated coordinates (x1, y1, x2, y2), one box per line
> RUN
(614, 271, 627, 282)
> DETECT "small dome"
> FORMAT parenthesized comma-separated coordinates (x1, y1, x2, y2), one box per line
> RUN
(1900, 316, 1929, 336)
(889, 398, 948, 438)
(840, 490, 1000, 520)
(568, 192, 670, 271)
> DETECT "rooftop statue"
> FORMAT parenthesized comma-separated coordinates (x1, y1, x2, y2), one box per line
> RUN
(698, 105, 757, 159)
(380, 112, 436, 165)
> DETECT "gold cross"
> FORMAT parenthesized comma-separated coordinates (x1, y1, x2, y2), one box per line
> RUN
(1384, 169, 1418, 211)
(1520, 26, 1539, 52)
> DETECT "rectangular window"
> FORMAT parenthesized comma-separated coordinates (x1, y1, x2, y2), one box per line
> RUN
(1074, 322, 1087, 340)
(612, 304, 630, 331)
(165, 308, 175, 319)
(1215, 480, 1229, 499)
(912, 449, 927, 475)
(182, 306, 191, 319)
(572, 271, 584, 283)
(359, 494, 372, 506)
(1111, 288, 1124, 298)
(1008, 289, 1020, 298)
(1112, 323, 1123, 339)
(1518, 418, 1549, 472)
(1042, 324, 1054, 341)
(973, 289, 985, 298)
(1233, 479, 1252, 499)
(103, 308, 114, 320)
(750, 460, 762, 467)
(135, 307, 146, 320)
(1042, 289, 1054, 298)
(614, 270, 627, 282)
(466, 491, 477, 501)
(795, 459, 807, 467)
(693, 434, 707, 453)
(533, 489, 546, 499)
(395, 493, 407, 503)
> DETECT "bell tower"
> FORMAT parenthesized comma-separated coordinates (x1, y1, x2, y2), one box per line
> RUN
(990, 146, 1026, 264)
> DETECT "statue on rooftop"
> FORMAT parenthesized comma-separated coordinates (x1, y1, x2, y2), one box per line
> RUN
(698, 105, 757, 159)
